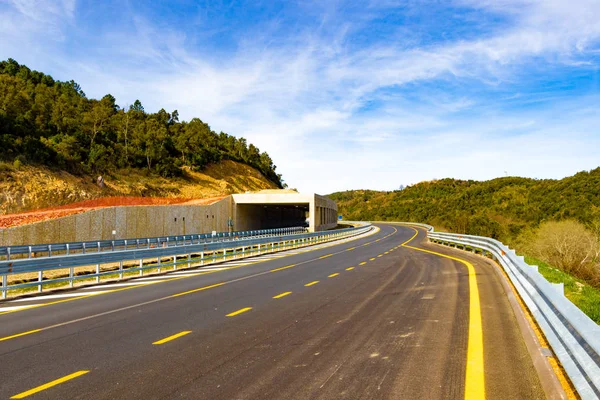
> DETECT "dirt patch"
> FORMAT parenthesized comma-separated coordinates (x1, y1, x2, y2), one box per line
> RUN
(0, 196, 227, 229)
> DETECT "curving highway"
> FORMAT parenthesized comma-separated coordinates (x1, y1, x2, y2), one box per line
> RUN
(0, 224, 546, 399)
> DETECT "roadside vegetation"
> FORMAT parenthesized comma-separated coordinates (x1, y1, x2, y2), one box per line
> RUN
(526, 256, 600, 324)
(329, 171, 600, 318)
(0, 58, 283, 186)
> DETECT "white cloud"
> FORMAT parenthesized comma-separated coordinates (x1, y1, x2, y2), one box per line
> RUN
(1, 0, 600, 193)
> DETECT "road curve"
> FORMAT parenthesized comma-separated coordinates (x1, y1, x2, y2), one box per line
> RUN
(0, 224, 545, 399)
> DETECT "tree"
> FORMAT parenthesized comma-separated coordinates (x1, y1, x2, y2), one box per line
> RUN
(0, 58, 284, 187)
(82, 97, 115, 148)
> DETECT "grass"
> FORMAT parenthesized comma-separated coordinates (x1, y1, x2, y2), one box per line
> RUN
(525, 256, 600, 325)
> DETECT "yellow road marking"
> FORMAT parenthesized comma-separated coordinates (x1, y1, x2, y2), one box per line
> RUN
(377, 255, 383, 258)
(152, 330, 192, 345)
(359, 262, 367, 266)
(170, 282, 225, 298)
(0, 226, 383, 318)
(319, 254, 332, 259)
(226, 307, 252, 317)
(369, 258, 376, 261)
(346, 267, 355, 271)
(11, 370, 89, 399)
(384, 252, 389, 254)
(402, 227, 485, 399)
(304, 281, 319, 287)
(346, 247, 355, 251)
(0, 329, 41, 342)
(273, 291, 292, 299)
(328, 273, 340, 278)
(0, 226, 396, 342)
(0, 282, 162, 317)
(270, 264, 297, 272)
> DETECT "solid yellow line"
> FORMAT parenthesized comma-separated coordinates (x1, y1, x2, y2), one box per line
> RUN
(152, 330, 192, 345)
(328, 273, 340, 278)
(304, 281, 319, 287)
(170, 282, 225, 298)
(270, 264, 296, 272)
(0, 329, 41, 342)
(11, 370, 89, 399)
(226, 307, 252, 317)
(359, 262, 367, 266)
(273, 291, 292, 299)
(319, 254, 332, 259)
(401, 228, 419, 246)
(402, 228, 485, 399)
(346, 267, 355, 271)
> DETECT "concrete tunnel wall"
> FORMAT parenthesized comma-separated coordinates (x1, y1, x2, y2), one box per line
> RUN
(0, 197, 233, 246)
(0, 192, 339, 246)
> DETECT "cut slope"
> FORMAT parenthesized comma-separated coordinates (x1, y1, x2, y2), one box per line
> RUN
(0, 160, 278, 216)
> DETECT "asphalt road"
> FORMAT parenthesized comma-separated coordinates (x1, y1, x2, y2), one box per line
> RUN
(0, 224, 546, 399)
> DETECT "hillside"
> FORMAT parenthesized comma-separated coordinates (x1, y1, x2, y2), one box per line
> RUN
(0, 160, 278, 215)
(0, 58, 283, 187)
(329, 168, 600, 240)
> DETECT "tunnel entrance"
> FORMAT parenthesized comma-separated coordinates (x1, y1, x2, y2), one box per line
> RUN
(232, 191, 338, 232)
(235, 204, 309, 230)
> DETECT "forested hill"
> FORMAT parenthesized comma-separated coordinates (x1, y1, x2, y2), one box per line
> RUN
(329, 168, 600, 240)
(0, 58, 283, 187)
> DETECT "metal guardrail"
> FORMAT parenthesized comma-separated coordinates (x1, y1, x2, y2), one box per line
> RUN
(0, 224, 373, 299)
(0, 226, 306, 261)
(427, 231, 600, 399)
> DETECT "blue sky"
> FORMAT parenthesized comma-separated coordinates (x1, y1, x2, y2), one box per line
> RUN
(1, 0, 599, 193)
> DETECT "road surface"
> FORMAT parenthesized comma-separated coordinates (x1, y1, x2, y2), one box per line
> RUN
(0, 224, 545, 399)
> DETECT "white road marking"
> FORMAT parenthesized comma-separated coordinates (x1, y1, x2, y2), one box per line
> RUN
(0, 305, 38, 312)
(11, 291, 107, 302)
(83, 282, 159, 289)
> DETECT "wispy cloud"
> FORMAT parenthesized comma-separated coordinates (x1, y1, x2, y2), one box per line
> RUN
(1, 0, 599, 192)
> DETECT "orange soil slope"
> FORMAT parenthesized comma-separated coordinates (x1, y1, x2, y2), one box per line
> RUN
(0, 196, 226, 229)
